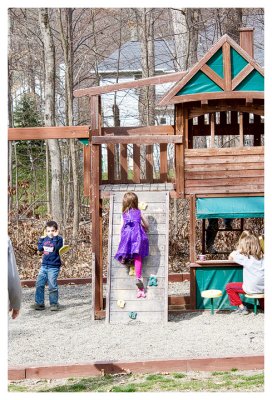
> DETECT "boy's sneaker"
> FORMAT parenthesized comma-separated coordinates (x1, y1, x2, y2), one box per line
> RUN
(50, 304, 61, 311)
(34, 303, 45, 311)
(136, 278, 144, 290)
(232, 306, 249, 315)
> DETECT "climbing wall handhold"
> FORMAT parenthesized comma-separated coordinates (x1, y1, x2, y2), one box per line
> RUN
(129, 266, 135, 276)
(129, 311, 137, 319)
(117, 300, 126, 308)
(139, 202, 148, 210)
(148, 275, 158, 286)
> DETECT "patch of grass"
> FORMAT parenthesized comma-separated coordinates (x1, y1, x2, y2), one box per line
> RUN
(8, 371, 264, 392)
(172, 373, 186, 379)
(231, 368, 238, 372)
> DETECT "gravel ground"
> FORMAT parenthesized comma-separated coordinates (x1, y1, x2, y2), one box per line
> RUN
(8, 284, 263, 367)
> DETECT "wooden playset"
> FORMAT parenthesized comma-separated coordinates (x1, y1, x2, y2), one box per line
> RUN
(8, 28, 264, 322)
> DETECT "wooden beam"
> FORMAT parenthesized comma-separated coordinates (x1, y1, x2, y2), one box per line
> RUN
(92, 135, 183, 145)
(93, 125, 175, 136)
(175, 105, 185, 197)
(232, 64, 254, 90)
(168, 91, 264, 105)
(73, 71, 187, 97)
(83, 145, 91, 196)
(90, 95, 103, 318)
(8, 126, 90, 141)
(201, 64, 225, 90)
(223, 41, 232, 91)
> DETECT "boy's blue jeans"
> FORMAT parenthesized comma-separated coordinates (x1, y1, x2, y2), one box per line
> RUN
(35, 264, 60, 305)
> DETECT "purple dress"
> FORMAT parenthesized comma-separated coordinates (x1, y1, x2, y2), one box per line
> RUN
(114, 208, 149, 262)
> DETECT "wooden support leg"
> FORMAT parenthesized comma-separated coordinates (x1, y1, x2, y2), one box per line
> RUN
(189, 194, 196, 262)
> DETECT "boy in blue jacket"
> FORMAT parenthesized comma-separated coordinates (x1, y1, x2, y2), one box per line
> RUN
(35, 221, 63, 311)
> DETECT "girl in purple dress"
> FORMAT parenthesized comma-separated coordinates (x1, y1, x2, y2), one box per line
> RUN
(114, 192, 149, 298)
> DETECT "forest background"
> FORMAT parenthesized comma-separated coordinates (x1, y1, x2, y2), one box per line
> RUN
(7, 7, 264, 279)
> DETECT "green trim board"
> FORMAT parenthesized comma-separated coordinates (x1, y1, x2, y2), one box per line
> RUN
(230, 47, 248, 79)
(196, 266, 255, 310)
(177, 70, 224, 96)
(79, 139, 89, 145)
(206, 48, 224, 78)
(235, 69, 264, 91)
(196, 197, 264, 219)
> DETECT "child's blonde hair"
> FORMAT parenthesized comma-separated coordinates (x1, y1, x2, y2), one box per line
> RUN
(122, 192, 139, 213)
(237, 230, 263, 260)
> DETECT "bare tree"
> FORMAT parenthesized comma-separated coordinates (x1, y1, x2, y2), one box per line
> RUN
(39, 8, 63, 226)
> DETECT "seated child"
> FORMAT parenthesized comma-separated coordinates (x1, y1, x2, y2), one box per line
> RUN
(226, 230, 264, 315)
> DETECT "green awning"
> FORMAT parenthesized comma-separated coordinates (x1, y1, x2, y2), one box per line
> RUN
(196, 197, 264, 219)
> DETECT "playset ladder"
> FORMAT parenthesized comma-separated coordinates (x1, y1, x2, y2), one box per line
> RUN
(106, 191, 169, 324)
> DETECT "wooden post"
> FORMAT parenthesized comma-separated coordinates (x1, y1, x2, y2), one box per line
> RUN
(202, 219, 206, 254)
(175, 104, 185, 198)
(239, 112, 244, 147)
(189, 194, 196, 262)
(83, 145, 91, 196)
(223, 42, 232, 91)
(90, 95, 103, 318)
(210, 112, 215, 148)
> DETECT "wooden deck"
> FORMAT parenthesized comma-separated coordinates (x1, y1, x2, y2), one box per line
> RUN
(100, 183, 174, 193)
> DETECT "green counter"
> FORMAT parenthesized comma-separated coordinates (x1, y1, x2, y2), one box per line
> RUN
(190, 261, 255, 310)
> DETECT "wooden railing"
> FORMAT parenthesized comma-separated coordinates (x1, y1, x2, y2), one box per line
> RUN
(88, 125, 181, 185)
(184, 146, 264, 195)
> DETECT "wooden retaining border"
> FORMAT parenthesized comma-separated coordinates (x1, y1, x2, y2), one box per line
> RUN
(8, 354, 264, 380)
(21, 273, 190, 287)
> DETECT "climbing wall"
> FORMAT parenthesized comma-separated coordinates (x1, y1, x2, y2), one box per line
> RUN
(106, 191, 169, 324)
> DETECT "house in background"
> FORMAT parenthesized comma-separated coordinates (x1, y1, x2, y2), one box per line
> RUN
(96, 39, 177, 127)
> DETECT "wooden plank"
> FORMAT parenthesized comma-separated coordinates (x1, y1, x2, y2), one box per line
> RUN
(210, 112, 215, 148)
(145, 145, 154, 182)
(186, 177, 263, 187)
(160, 143, 168, 182)
(110, 255, 166, 267)
(133, 144, 141, 183)
(111, 265, 166, 278)
(99, 125, 175, 136)
(83, 145, 91, 196)
(185, 163, 264, 172)
(111, 288, 165, 300)
(190, 266, 196, 310)
(223, 41, 232, 91)
(164, 192, 169, 323)
(114, 192, 167, 203)
(110, 299, 165, 312)
(185, 185, 264, 195)
(201, 64, 225, 90)
(185, 155, 264, 165)
(112, 224, 166, 235)
(73, 72, 187, 98)
(175, 105, 185, 197)
(232, 64, 254, 90)
(106, 195, 114, 323)
(185, 146, 264, 157)
(107, 144, 115, 183)
(92, 135, 183, 145)
(186, 169, 264, 179)
(168, 91, 264, 105)
(110, 311, 165, 323)
(8, 125, 90, 141)
(90, 95, 103, 317)
(239, 112, 244, 147)
(110, 277, 165, 290)
(188, 105, 264, 119)
(120, 144, 128, 183)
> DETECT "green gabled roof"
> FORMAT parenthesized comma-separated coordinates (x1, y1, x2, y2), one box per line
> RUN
(207, 48, 224, 78)
(177, 70, 223, 95)
(235, 69, 264, 91)
(159, 34, 264, 105)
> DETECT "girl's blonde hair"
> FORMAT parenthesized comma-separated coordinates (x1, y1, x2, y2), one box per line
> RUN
(237, 230, 263, 260)
(122, 192, 138, 213)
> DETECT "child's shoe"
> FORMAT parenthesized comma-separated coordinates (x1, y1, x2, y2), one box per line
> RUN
(136, 278, 144, 290)
(50, 304, 61, 311)
(232, 305, 249, 315)
(137, 288, 146, 298)
(34, 303, 45, 310)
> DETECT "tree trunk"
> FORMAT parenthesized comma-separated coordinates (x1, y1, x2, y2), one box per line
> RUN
(58, 8, 79, 240)
(39, 8, 63, 226)
(170, 8, 189, 70)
